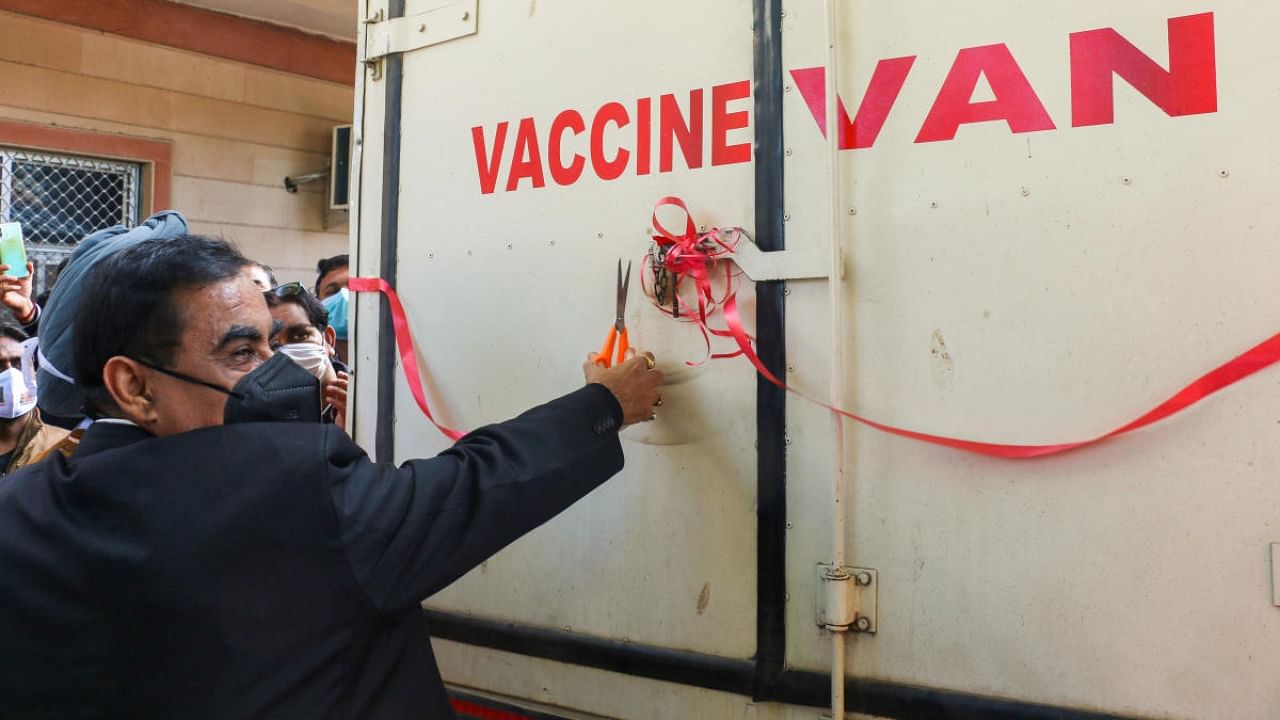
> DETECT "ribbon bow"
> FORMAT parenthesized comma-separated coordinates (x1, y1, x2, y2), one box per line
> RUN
(647, 196, 749, 364)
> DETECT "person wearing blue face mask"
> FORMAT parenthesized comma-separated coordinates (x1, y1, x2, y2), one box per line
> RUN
(314, 253, 348, 300)
(315, 254, 349, 360)
(0, 234, 665, 718)
(320, 284, 349, 362)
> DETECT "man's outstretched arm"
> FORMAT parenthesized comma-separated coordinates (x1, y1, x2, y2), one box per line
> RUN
(330, 355, 662, 612)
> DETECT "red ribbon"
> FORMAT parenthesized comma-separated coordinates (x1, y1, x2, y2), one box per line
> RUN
(652, 196, 1280, 458)
(350, 200, 1280, 457)
(348, 277, 465, 442)
(647, 195, 748, 363)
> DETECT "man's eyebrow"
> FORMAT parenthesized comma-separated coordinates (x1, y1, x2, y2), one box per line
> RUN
(215, 324, 263, 350)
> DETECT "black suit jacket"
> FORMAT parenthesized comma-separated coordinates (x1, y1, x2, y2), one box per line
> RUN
(0, 384, 624, 719)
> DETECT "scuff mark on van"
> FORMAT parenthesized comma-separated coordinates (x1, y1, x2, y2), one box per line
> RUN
(696, 582, 711, 614)
(529, 0, 537, 17)
(930, 329, 954, 388)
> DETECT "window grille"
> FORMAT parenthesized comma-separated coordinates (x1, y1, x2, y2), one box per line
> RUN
(0, 148, 141, 297)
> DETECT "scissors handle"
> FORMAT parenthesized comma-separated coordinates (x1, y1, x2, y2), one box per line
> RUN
(592, 326, 618, 368)
(615, 327, 629, 365)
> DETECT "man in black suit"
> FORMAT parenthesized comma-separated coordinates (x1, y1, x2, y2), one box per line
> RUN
(0, 235, 664, 718)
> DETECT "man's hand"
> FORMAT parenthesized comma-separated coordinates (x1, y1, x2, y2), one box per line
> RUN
(325, 371, 350, 433)
(0, 263, 35, 324)
(583, 351, 664, 427)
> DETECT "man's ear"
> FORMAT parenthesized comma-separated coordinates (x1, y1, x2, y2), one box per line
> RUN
(102, 356, 159, 425)
(323, 325, 337, 356)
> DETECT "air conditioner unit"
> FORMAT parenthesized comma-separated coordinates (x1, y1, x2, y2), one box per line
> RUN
(282, 125, 353, 229)
(329, 125, 352, 211)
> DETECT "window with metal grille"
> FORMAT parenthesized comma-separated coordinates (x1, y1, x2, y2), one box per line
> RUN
(0, 148, 141, 296)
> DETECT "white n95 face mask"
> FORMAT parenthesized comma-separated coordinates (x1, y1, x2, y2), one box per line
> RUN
(276, 343, 331, 381)
(0, 367, 36, 419)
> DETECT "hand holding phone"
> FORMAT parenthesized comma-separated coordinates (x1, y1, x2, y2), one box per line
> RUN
(0, 224, 28, 279)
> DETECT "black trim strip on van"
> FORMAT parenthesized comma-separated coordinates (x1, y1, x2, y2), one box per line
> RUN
(378, 2, 1144, 718)
(375, 0, 406, 464)
(429, 611, 755, 698)
(751, 0, 789, 699)
(428, 612, 1138, 720)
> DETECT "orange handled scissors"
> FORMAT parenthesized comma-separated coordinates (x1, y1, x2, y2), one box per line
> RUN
(592, 259, 631, 368)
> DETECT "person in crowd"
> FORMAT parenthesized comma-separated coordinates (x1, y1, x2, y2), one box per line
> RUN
(264, 281, 349, 429)
(315, 254, 350, 361)
(0, 326, 67, 476)
(35, 210, 189, 425)
(0, 257, 70, 431)
(243, 261, 278, 291)
(314, 253, 348, 300)
(0, 234, 664, 718)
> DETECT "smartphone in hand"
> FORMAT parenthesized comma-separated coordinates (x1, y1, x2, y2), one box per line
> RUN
(0, 223, 28, 279)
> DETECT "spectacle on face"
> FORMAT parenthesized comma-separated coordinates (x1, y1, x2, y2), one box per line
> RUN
(266, 281, 304, 296)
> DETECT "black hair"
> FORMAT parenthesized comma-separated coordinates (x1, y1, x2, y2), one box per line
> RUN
(251, 261, 278, 288)
(0, 325, 28, 344)
(264, 286, 328, 332)
(73, 235, 250, 416)
(314, 254, 348, 295)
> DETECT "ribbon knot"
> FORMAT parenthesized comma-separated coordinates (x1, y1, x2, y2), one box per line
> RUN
(647, 196, 748, 363)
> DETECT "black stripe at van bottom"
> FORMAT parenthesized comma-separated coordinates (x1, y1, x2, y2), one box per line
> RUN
(427, 611, 1142, 720)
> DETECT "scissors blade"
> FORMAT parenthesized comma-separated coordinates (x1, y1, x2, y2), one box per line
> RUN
(614, 259, 631, 331)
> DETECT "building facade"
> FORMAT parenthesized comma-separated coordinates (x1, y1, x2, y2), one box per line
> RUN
(0, 0, 355, 289)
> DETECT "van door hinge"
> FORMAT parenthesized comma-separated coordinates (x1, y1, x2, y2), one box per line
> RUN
(362, 0, 478, 81)
(816, 564, 877, 633)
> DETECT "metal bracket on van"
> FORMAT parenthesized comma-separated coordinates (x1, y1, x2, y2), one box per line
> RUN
(731, 241, 830, 282)
(816, 564, 877, 633)
(362, 0, 478, 81)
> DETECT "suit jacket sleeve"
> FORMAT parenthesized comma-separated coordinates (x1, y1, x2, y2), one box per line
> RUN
(327, 383, 625, 612)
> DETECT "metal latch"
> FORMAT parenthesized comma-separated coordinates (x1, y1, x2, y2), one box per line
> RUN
(362, 0, 478, 80)
(816, 564, 877, 633)
(730, 240, 831, 282)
